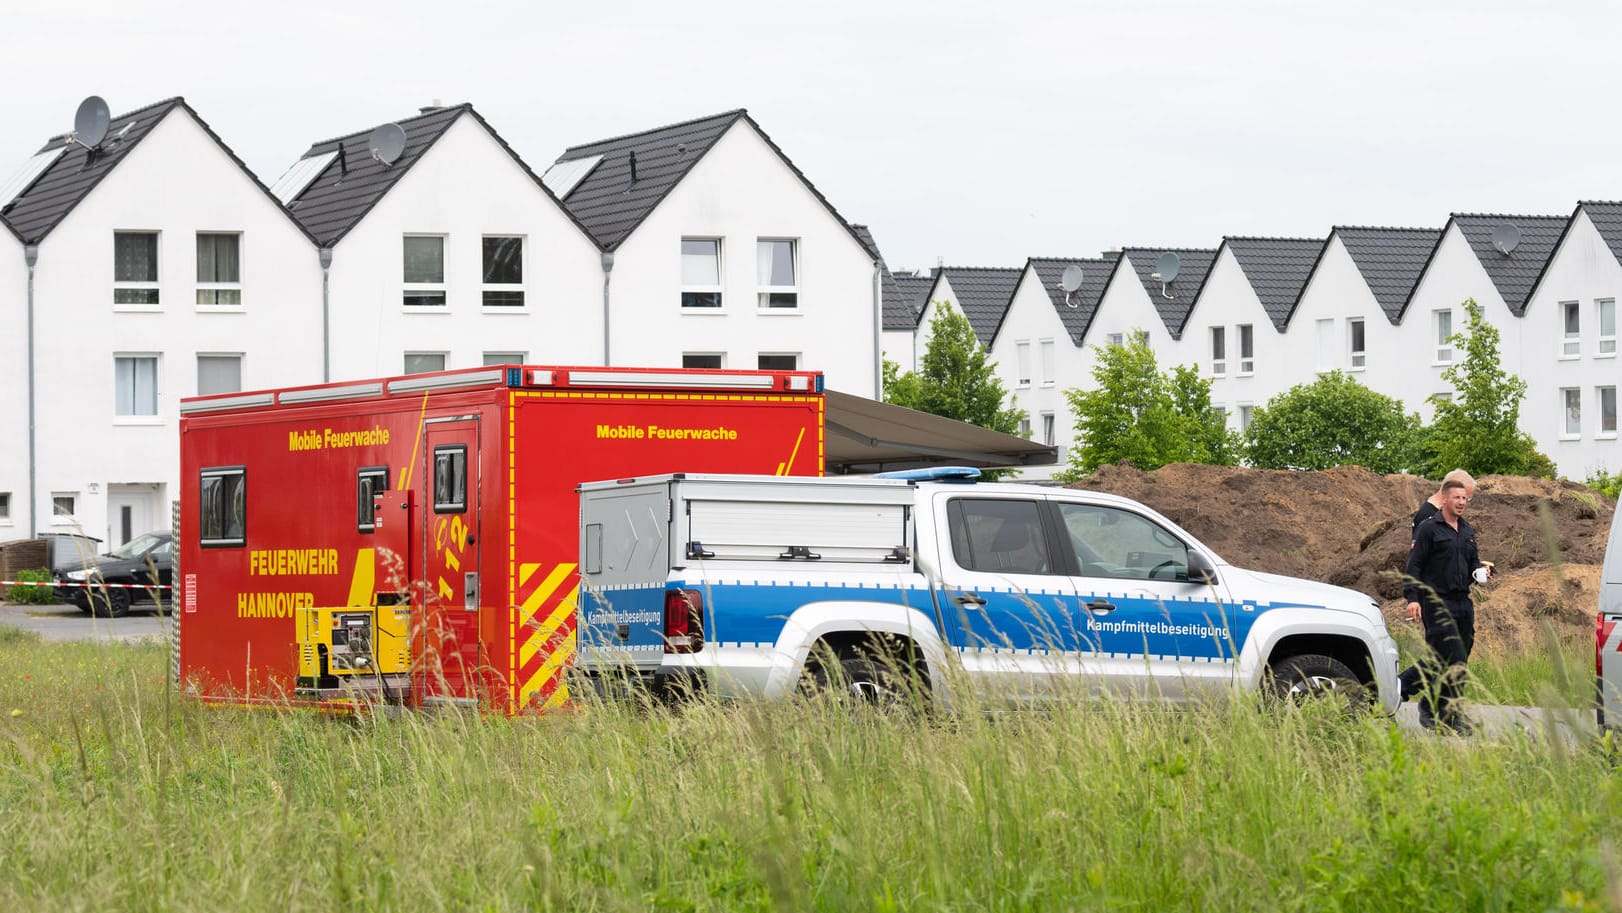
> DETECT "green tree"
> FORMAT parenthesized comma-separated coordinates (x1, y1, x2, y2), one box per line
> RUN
(1244, 371, 1424, 473)
(883, 302, 1025, 435)
(1422, 298, 1553, 478)
(1056, 330, 1237, 481)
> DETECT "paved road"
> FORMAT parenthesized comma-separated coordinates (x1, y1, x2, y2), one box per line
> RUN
(0, 599, 174, 643)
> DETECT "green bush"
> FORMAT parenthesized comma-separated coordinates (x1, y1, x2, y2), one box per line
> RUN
(1586, 469, 1622, 500)
(1244, 371, 1424, 473)
(5, 567, 57, 605)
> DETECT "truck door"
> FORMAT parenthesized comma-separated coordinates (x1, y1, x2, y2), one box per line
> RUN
(418, 418, 482, 707)
(931, 494, 1080, 704)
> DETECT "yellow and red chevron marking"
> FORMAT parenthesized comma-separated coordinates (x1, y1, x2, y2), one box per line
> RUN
(514, 561, 578, 710)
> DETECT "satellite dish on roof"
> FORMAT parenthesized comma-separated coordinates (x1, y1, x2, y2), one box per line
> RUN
(1492, 223, 1521, 256)
(1059, 265, 1086, 308)
(368, 123, 407, 166)
(73, 96, 111, 150)
(1154, 251, 1181, 282)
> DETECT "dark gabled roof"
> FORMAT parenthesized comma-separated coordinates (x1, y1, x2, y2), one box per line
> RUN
(1025, 256, 1114, 346)
(1522, 201, 1622, 311)
(1447, 212, 1567, 317)
(1120, 247, 1217, 338)
(551, 109, 876, 258)
(891, 274, 933, 330)
(3, 98, 181, 244)
(1223, 236, 1326, 332)
(935, 267, 1022, 346)
(1329, 226, 1443, 325)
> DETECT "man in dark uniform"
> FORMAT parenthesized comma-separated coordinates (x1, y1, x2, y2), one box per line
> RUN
(1398, 470, 1476, 704)
(1403, 477, 1488, 733)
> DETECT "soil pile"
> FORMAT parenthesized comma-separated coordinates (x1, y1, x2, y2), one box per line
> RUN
(1068, 463, 1616, 654)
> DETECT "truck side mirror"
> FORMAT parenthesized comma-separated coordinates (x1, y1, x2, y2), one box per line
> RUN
(1187, 551, 1218, 586)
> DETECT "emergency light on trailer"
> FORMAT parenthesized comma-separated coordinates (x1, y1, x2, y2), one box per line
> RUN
(527, 368, 822, 392)
(178, 392, 275, 414)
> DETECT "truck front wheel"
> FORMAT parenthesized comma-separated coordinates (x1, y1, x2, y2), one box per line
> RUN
(1267, 653, 1371, 712)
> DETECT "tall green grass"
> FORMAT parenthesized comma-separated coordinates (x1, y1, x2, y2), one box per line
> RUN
(3, 629, 1621, 912)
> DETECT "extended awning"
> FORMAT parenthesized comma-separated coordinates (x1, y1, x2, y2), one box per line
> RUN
(823, 390, 1057, 474)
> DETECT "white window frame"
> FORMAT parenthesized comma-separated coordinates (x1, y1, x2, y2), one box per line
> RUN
(403, 352, 447, 375)
(0, 491, 10, 523)
(1237, 403, 1254, 432)
(1209, 326, 1226, 377)
(480, 235, 526, 309)
(1041, 412, 1056, 446)
(1561, 387, 1581, 439)
(196, 353, 243, 396)
(1015, 341, 1031, 387)
(1019, 416, 1031, 437)
(1434, 309, 1454, 364)
(756, 353, 799, 371)
(1599, 298, 1616, 357)
(1348, 317, 1366, 370)
(195, 231, 243, 309)
(403, 234, 447, 308)
(114, 354, 160, 422)
(1238, 324, 1255, 375)
(1316, 318, 1335, 373)
(682, 353, 725, 369)
(1561, 300, 1581, 359)
(682, 238, 724, 310)
(1106, 332, 1125, 348)
(113, 230, 160, 310)
(756, 238, 798, 310)
(50, 492, 77, 526)
(1598, 385, 1617, 437)
(482, 352, 527, 367)
(1039, 339, 1055, 386)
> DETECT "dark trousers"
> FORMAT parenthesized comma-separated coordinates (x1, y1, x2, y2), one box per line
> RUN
(1398, 595, 1475, 720)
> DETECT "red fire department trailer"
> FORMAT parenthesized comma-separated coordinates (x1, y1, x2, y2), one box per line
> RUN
(177, 364, 824, 712)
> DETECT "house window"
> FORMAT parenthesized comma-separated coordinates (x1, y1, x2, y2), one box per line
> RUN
(115, 355, 159, 416)
(1316, 319, 1335, 372)
(1562, 388, 1581, 437)
(1599, 386, 1617, 436)
(1210, 326, 1226, 376)
(1237, 404, 1254, 432)
(0, 491, 8, 522)
(1041, 413, 1055, 446)
(114, 231, 159, 305)
(756, 238, 797, 308)
(482, 236, 524, 307)
(1106, 332, 1124, 348)
(433, 446, 467, 513)
(1599, 299, 1616, 356)
(52, 493, 76, 523)
(197, 354, 242, 395)
(1562, 300, 1581, 358)
(1019, 416, 1031, 437)
(1348, 318, 1366, 370)
(357, 466, 389, 533)
(757, 353, 798, 371)
(1015, 341, 1031, 387)
(1039, 340, 1055, 385)
(196, 232, 241, 306)
(199, 466, 246, 546)
(1238, 324, 1254, 374)
(682, 238, 722, 308)
(403, 235, 446, 306)
(482, 352, 526, 367)
(683, 353, 723, 369)
(404, 353, 446, 375)
(1434, 309, 1453, 363)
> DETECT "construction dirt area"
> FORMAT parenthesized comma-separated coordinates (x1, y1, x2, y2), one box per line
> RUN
(1070, 463, 1617, 657)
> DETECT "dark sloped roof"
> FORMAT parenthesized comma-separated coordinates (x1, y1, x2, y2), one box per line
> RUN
(1333, 226, 1443, 325)
(1026, 257, 1114, 346)
(891, 274, 933, 330)
(2, 98, 182, 244)
(283, 105, 473, 247)
(552, 109, 876, 258)
(1120, 247, 1217, 338)
(1224, 236, 1326, 332)
(852, 224, 917, 332)
(1450, 212, 1567, 317)
(936, 267, 1021, 346)
(1580, 201, 1622, 263)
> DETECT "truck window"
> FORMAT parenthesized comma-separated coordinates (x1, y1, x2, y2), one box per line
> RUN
(199, 466, 246, 547)
(433, 446, 466, 513)
(1056, 502, 1188, 581)
(357, 466, 388, 532)
(948, 498, 1051, 575)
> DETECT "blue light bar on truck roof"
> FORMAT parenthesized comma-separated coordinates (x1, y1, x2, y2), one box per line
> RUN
(872, 466, 982, 482)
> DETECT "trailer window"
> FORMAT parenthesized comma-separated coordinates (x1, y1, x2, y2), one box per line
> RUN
(433, 446, 466, 513)
(357, 466, 389, 532)
(199, 466, 246, 547)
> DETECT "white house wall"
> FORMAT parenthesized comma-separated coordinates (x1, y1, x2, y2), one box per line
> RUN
(1285, 237, 1407, 407)
(325, 114, 602, 378)
(18, 108, 322, 541)
(1184, 250, 1285, 432)
(0, 230, 26, 538)
(604, 123, 879, 397)
(1404, 226, 1518, 422)
(881, 327, 916, 374)
(991, 269, 1081, 478)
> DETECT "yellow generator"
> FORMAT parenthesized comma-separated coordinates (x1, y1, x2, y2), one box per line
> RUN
(295, 605, 411, 704)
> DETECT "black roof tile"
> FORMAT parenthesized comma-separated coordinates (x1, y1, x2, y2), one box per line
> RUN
(1224, 236, 1326, 332)
(936, 267, 1021, 346)
(891, 274, 933, 330)
(1451, 212, 1567, 317)
(1026, 257, 1114, 345)
(1333, 226, 1443, 325)
(1120, 247, 1218, 338)
(1579, 201, 1622, 267)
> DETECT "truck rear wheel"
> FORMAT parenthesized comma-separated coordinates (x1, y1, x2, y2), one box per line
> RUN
(802, 652, 920, 711)
(1267, 653, 1371, 712)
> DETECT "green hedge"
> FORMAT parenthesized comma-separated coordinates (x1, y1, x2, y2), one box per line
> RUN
(5, 567, 57, 605)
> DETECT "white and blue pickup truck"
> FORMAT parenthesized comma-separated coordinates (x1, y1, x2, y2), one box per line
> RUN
(1596, 505, 1622, 729)
(575, 468, 1401, 711)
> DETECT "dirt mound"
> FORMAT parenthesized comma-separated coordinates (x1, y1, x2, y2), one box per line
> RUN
(1068, 463, 1616, 655)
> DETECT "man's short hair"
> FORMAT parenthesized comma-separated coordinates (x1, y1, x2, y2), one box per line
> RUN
(1441, 478, 1468, 493)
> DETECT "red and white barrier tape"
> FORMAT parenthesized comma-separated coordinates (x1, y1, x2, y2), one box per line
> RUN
(0, 580, 173, 590)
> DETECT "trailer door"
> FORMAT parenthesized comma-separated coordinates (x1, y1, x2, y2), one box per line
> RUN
(418, 418, 483, 706)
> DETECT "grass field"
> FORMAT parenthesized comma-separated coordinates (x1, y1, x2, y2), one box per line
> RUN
(3, 627, 1621, 912)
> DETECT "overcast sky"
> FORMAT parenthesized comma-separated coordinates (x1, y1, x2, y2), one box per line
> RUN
(6, 1, 1620, 272)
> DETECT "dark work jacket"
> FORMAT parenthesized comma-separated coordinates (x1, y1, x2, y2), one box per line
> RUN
(1403, 514, 1481, 605)
(1412, 501, 1440, 533)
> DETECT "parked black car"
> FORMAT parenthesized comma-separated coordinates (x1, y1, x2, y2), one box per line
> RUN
(55, 531, 174, 617)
